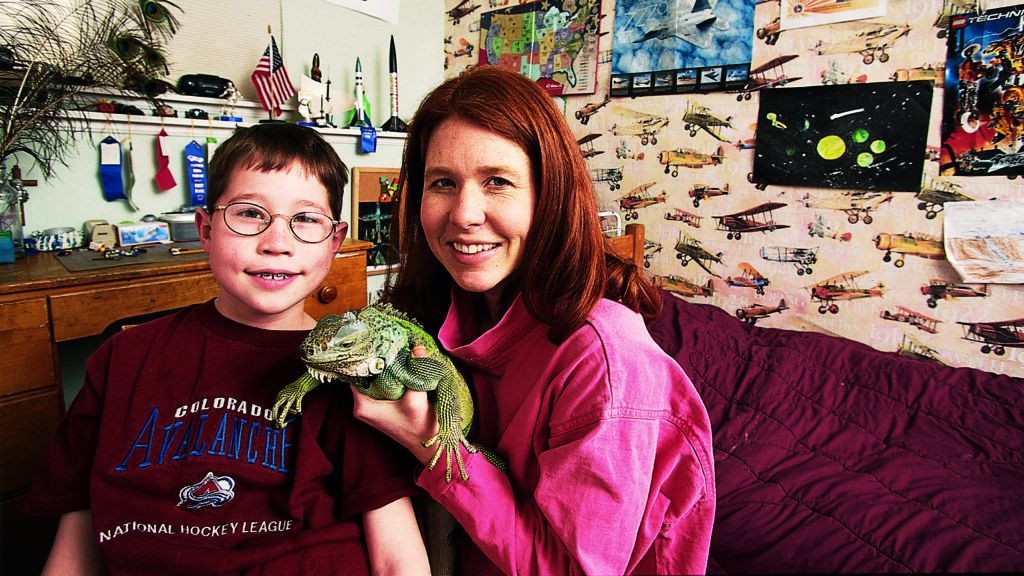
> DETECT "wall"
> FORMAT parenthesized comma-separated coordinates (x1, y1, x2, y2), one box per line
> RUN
(10, 0, 443, 235)
(444, 0, 1024, 377)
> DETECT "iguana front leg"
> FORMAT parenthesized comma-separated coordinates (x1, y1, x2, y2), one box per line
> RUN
(271, 372, 322, 428)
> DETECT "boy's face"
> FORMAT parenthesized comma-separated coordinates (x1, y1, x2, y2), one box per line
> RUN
(195, 162, 344, 330)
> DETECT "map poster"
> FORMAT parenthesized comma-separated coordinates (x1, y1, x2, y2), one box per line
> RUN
(610, 0, 754, 97)
(940, 3, 1024, 177)
(779, 0, 886, 31)
(478, 0, 602, 96)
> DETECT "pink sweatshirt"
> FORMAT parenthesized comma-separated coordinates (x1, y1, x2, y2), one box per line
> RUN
(415, 291, 715, 575)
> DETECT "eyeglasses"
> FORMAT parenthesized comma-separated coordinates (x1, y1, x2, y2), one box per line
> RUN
(213, 202, 342, 244)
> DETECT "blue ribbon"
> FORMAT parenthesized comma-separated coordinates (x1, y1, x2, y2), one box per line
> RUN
(360, 126, 377, 153)
(185, 140, 207, 207)
(99, 136, 126, 203)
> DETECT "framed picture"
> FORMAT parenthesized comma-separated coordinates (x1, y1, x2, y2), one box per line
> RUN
(350, 167, 401, 271)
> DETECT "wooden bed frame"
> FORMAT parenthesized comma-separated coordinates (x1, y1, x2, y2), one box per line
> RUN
(605, 222, 645, 268)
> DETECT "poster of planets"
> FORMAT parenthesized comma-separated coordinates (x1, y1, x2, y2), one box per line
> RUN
(752, 81, 933, 191)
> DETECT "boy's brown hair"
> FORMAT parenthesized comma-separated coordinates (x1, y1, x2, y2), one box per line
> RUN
(206, 123, 348, 219)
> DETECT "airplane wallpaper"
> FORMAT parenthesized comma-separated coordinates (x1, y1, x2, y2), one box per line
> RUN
(610, 0, 755, 95)
(441, 0, 1024, 376)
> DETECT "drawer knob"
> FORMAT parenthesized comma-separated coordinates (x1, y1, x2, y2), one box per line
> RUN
(318, 285, 338, 304)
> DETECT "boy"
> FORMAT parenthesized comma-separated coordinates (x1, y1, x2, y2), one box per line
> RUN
(25, 124, 429, 574)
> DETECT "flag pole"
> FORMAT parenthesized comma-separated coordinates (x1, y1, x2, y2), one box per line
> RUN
(266, 25, 273, 122)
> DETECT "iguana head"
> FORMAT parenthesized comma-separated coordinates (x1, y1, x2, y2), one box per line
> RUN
(299, 306, 407, 384)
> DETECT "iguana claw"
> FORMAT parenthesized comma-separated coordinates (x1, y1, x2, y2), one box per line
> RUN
(271, 372, 322, 428)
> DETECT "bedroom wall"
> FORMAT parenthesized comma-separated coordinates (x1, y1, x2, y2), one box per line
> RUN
(443, 0, 1024, 377)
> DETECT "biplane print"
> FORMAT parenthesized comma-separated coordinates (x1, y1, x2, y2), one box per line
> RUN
(873, 233, 945, 267)
(575, 95, 611, 125)
(714, 202, 789, 240)
(897, 334, 944, 363)
(644, 240, 663, 268)
(688, 183, 729, 207)
(735, 299, 788, 324)
(682, 101, 733, 141)
(920, 279, 989, 308)
(808, 270, 884, 314)
(590, 167, 623, 190)
(807, 214, 852, 242)
(618, 183, 666, 220)
(760, 245, 818, 275)
(725, 262, 771, 295)
(447, 0, 480, 24)
(811, 23, 911, 65)
(732, 54, 802, 101)
(957, 318, 1024, 356)
(656, 274, 715, 298)
(660, 146, 725, 176)
(916, 177, 974, 219)
(799, 191, 893, 224)
(611, 107, 670, 145)
(578, 133, 604, 159)
(665, 208, 702, 227)
(674, 233, 724, 277)
(757, 16, 781, 45)
(880, 306, 941, 334)
(615, 140, 645, 160)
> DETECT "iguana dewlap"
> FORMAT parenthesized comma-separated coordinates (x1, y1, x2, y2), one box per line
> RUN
(270, 303, 505, 482)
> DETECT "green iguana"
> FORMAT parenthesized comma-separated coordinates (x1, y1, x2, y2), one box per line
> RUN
(270, 303, 506, 483)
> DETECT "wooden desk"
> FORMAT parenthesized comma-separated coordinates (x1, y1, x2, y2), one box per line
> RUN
(0, 239, 371, 573)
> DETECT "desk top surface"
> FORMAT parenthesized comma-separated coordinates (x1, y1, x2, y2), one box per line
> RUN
(0, 239, 372, 296)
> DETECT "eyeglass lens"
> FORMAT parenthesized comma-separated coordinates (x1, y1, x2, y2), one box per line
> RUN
(222, 202, 335, 243)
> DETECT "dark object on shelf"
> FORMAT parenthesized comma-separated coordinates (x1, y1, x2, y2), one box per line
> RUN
(184, 108, 208, 119)
(0, 46, 15, 70)
(94, 101, 145, 115)
(177, 74, 231, 98)
(153, 103, 177, 117)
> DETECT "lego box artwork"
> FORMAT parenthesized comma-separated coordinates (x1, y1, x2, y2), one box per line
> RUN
(942, 3, 1024, 177)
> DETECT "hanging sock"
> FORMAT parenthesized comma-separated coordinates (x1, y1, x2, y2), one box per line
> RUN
(154, 128, 177, 191)
(99, 136, 128, 203)
(185, 140, 207, 208)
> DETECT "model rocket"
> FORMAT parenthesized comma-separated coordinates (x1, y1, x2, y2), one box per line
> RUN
(380, 35, 408, 132)
(344, 57, 373, 128)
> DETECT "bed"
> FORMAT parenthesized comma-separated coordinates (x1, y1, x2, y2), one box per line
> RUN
(606, 224, 1024, 572)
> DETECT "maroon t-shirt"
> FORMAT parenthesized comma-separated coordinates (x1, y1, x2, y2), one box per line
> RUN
(25, 300, 419, 575)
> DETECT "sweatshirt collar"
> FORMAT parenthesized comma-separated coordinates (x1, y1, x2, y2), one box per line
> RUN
(439, 289, 544, 371)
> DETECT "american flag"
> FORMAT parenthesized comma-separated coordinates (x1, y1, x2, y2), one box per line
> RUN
(251, 35, 295, 117)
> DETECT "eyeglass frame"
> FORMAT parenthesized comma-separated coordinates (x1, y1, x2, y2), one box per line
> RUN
(211, 201, 346, 244)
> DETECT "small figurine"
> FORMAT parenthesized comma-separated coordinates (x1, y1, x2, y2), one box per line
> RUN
(218, 81, 242, 122)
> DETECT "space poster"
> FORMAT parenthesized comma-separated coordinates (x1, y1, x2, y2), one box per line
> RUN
(611, 0, 755, 97)
(942, 3, 1024, 177)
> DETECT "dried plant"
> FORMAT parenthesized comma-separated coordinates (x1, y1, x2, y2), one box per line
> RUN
(0, 0, 181, 177)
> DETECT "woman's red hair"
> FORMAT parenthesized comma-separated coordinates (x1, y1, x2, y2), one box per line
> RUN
(383, 65, 660, 342)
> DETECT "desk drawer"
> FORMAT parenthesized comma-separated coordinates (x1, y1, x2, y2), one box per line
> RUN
(0, 299, 56, 397)
(305, 252, 368, 319)
(0, 389, 62, 494)
(49, 271, 220, 342)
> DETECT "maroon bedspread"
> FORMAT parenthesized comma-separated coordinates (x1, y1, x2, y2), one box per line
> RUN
(647, 290, 1024, 573)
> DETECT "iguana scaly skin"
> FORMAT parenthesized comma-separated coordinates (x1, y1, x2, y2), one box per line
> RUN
(271, 303, 506, 482)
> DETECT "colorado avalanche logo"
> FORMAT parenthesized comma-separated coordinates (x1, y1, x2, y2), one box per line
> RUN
(177, 471, 236, 509)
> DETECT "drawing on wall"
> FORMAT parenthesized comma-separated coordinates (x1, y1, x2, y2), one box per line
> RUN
(943, 200, 1024, 283)
(780, 0, 886, 31)
(941, 3, 1024, 177)
(751, 81, 932, 191)
(479, 0, 602, 96)
(610, 0, 755, 96)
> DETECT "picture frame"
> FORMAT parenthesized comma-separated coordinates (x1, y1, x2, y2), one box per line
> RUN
(350, 167, 401, 271)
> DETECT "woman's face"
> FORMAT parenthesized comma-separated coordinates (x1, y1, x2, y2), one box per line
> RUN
(420, 117, 536, 303)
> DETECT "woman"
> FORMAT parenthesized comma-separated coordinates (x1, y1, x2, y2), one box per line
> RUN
(353, 65, 715, 575)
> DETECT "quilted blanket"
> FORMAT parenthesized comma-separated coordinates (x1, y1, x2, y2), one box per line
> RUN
(646, 290, 1024, 573)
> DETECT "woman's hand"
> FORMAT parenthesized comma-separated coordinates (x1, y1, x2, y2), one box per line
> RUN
(351, 386, 441, 466)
